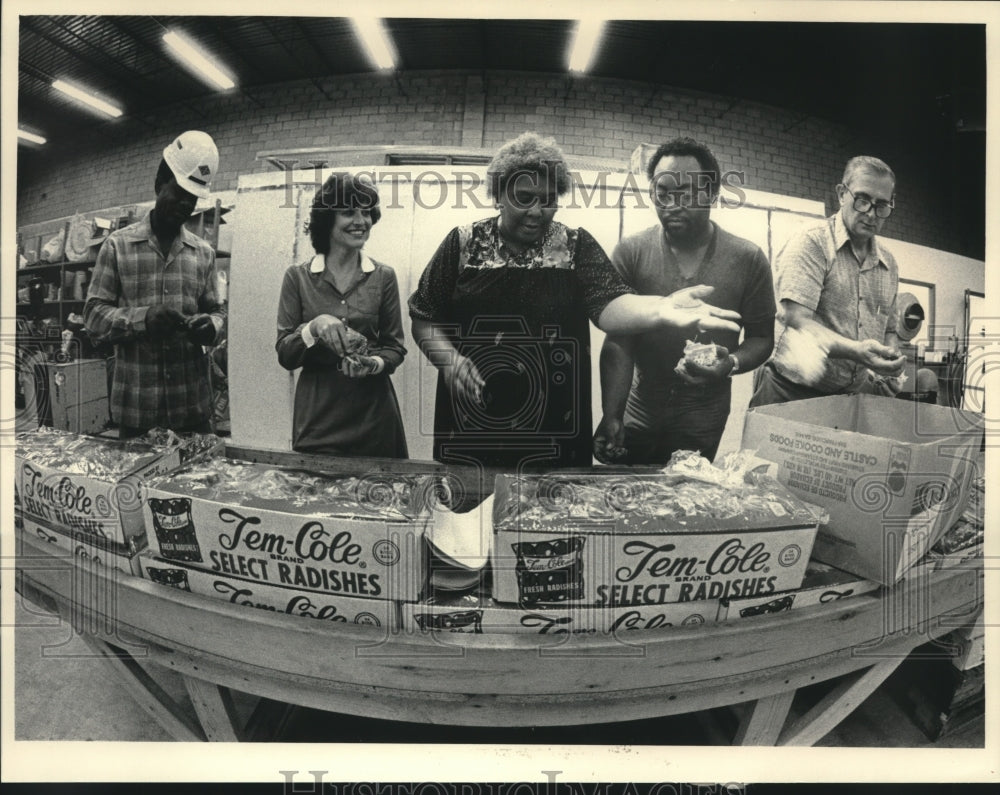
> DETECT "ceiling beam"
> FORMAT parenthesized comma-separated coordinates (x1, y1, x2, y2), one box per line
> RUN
(20, 18, 147, 98)
(259, 18, 333, 101)
(293, 18, 340, 77)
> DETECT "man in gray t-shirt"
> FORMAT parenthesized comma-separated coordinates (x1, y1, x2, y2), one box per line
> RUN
(594, 137, 776, 464)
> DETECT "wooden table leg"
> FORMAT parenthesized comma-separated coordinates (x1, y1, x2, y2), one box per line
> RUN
(733, 690, 796, 745)
(183, 677, 246, 742)
(243, 698, 299, 742)
(78, 634, 206, 742)
(778, 659, 902, 746)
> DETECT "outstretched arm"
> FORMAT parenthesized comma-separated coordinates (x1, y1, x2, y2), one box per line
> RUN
(597, 284, 742, 335)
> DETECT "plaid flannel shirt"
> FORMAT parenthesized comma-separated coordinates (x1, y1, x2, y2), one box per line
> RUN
(84, 212, 226, 430)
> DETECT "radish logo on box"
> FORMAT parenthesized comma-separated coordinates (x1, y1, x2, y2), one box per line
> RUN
(414, 610, 483, 633)
(148, 497, 203, 562)
(145, 565, 192, 591)
(512, 536, 586, 606)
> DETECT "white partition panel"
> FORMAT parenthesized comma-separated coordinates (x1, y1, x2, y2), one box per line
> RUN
(228, 178, 305, 451)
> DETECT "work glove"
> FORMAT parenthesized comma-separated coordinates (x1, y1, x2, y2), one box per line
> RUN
(146, 304, 185, 338)
(186, 314, 217, 346)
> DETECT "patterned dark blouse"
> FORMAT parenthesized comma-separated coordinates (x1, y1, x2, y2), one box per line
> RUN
(409, 216, 630, 470)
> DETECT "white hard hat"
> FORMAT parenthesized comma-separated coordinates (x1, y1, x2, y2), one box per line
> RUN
(163, 130, 218, 199)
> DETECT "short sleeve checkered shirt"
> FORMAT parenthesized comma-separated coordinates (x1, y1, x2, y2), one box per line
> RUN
(772, 213, 899, 392)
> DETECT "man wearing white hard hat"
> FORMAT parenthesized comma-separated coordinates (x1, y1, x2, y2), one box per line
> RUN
(85, 130, 226, 436)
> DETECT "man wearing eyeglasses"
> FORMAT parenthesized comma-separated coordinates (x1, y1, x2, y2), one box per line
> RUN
(749, 155, 905, 407)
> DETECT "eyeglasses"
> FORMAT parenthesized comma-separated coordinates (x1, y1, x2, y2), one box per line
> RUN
(842, 185, 894, 218)
(650, 184, 714, 209)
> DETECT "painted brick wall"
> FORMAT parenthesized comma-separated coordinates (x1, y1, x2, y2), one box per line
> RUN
(17, 69, 967, 256)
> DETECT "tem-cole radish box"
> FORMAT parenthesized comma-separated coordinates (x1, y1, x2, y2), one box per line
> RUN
(18, 514, 145, 576)
(723, 560, 881, 620)
(490, 472, 820, 607)
(401, 596, 723, 635)
(14, 431, 191, 548)
(142, 467, 430, 602)
(140, 557, 399, 630)
(17, 514, 146, 577)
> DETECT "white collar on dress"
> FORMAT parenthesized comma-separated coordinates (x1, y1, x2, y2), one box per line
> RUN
(309, 254, 375, 273)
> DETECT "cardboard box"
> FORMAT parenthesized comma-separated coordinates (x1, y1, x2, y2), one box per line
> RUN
(143, 473, 430, 602)
(401, 597, 722, 635)
(490, 473, 819, 607)
(46, 360, 109, 434)
(18, 514, 144, 576)
(723, 560, 880, 620)
(742, 395, 982, 584)
(139, 557, 399, 630)
(14, 431, 189, 548)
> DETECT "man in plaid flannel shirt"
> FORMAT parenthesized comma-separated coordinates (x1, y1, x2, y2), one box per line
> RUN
(84, 131, 226, 436)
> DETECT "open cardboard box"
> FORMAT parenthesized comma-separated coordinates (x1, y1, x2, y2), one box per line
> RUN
(742, 394, 983, 584)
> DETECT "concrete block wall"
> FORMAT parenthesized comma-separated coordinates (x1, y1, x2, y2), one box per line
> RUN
(17, 69, 965, 257)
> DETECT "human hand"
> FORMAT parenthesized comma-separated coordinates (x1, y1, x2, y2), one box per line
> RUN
(856, 339, 906, 376)
(675, 344, 733, 385)
(185, 314, 217, 346)
(443, 354, 485, 405)
(340, 354, 384, 378)
(308, 314, 350, 356)
(146, 304, 185, 338)
(660, 285, 742, 333)
(593, 416, 627, 463)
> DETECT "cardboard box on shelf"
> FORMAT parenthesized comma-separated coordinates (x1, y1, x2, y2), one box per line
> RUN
(46, 359, 109, 435)
(723, 560, 881, 621)
(139, 557, 399, 631)
(741, 394, 982, 585)
(401, 596, 723, 635)
(490, 472, 820, 607)
(142, 464, 432, 602)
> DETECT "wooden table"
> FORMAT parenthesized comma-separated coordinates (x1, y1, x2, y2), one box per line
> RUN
(15, 531, 982, 745)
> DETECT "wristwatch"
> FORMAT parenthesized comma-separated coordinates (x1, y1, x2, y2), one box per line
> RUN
(728, 353, 741, 376)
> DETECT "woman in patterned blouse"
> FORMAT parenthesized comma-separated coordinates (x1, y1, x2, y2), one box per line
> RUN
(408, 132, 740, 477)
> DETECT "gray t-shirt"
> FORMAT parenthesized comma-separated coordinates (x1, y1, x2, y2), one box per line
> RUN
(610, 222, 776, 427)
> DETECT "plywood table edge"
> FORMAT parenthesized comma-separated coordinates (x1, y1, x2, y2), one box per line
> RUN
(16, 544, 982, 741)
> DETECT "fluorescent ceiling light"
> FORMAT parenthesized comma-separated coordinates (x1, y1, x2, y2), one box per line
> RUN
(164, 30, 236, 90)
(52, 79, 123, 118)
(351, 18, 397, 71)
(567, 18, 606, 73)
(18, 128, 47, 145)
